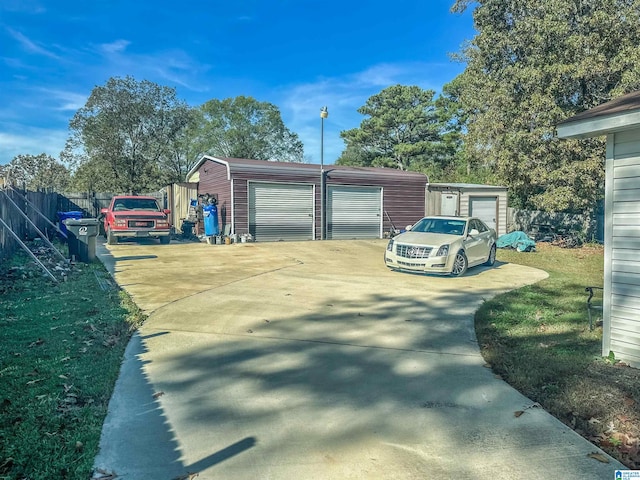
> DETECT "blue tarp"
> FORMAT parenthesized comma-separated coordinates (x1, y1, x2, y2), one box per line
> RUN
(496, 231, 536, 252)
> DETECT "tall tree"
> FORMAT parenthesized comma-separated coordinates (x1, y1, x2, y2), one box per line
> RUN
(0, 153, 71, 191)
(63, 76, 192, 193)
(191, 96, 304, 162)
(452, 0, 640, 211)
(336, 85, 455, 176)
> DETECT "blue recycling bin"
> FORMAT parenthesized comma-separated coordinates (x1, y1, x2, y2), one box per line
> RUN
(57, 211, 83, 238)
(203, 204, 219, 236)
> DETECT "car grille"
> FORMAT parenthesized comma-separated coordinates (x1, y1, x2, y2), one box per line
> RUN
(398, 261, 426, 267)
(396, 244, 432, 259)
(127, 220, 154, 228)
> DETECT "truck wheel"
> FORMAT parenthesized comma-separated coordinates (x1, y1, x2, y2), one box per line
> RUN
(107, 229, 118, 245)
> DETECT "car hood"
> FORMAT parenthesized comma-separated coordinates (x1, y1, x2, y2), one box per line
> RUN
(394, 231, 461, 246)
(112, 210, 166, 218)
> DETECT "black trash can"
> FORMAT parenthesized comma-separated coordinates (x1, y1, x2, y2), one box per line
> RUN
(63, 218, 100, 263)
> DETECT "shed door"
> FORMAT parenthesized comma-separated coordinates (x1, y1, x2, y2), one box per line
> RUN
(469, 196, 498, 231)
(441, 193, 459, 216)
(327, 186, 382, 239)
(249, 182, 314, 241)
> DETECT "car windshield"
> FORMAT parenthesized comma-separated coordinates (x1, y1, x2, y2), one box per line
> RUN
(410, 218, 467, 236)
(113, 198, 160, 211)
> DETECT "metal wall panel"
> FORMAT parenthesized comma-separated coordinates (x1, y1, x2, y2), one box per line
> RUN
(249, 182, 314, 241)
(326, 185, 382, 239)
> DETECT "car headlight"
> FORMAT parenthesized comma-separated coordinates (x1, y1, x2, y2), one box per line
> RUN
(386, 239, 394, 252)
(436, 245, 449, 257)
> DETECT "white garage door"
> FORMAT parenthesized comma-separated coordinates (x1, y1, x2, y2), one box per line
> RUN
(327, 185, 382, 239)
(249, 182, 314, 241)
(469, 196, 497, 231)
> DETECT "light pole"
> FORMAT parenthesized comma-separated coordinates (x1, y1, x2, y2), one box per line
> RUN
(320, 106, 328, 240)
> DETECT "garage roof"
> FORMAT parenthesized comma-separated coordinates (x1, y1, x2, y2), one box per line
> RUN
(186, 155, 428, 183)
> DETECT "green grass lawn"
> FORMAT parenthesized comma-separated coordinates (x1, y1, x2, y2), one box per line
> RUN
(0, 246, 144, 480)
(479, 243, 640, 469)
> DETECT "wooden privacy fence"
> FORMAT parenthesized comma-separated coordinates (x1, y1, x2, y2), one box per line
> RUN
(0, 188, 58, 263)
(56, 191, 167, 218)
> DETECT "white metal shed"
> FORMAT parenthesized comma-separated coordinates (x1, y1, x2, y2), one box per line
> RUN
(557, 90, 640, 368)
(425, 183, 509, 236)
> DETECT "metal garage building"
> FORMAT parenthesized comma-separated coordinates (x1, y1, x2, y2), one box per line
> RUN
(186, 156, 428, 242)
(425, 183, 509, 236)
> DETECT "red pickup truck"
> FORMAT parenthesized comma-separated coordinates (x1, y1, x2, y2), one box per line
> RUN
(101, 195, 171, 245)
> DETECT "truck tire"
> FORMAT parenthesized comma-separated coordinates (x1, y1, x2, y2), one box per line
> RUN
(107, 228, 118, 245)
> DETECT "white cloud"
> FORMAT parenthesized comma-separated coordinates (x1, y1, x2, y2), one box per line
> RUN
(38, 88, 87, 111)
(100, 39, 131, 54)
(7, 28, 60, 60)
(92, 43, 212, 92)
(277, 61, 458, 164)
(0, 127, 68, 164)
(0, 1, 45, 14)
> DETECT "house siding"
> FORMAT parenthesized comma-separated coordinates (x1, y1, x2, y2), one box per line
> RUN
(608, 129, 640, 366)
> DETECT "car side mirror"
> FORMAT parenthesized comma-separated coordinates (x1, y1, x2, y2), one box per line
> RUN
(469, 228, 480, 236)
(405, 224, 413, 231)
(163, 209, 171, 215)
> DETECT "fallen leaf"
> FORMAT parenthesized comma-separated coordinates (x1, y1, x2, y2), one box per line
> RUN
(587, 452, 610, 463)
(624, 396, 635, 407)
(26, 378, 43, 386)
(153, 391, 165, 399)
(514, 410, 525, 417)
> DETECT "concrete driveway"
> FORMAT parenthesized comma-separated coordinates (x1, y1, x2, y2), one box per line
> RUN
(93, 238, 623, 479)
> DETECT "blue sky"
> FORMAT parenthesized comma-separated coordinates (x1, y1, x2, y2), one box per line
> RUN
(0, 1, 475, 168)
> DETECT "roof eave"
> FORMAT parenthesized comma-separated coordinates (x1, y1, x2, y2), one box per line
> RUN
(185, 155, 231, 181)
(557, 110, 640, 139)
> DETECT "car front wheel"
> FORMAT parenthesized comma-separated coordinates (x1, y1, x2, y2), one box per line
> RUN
(451, 251, 468, 277)
(484, 244, 497, 266)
